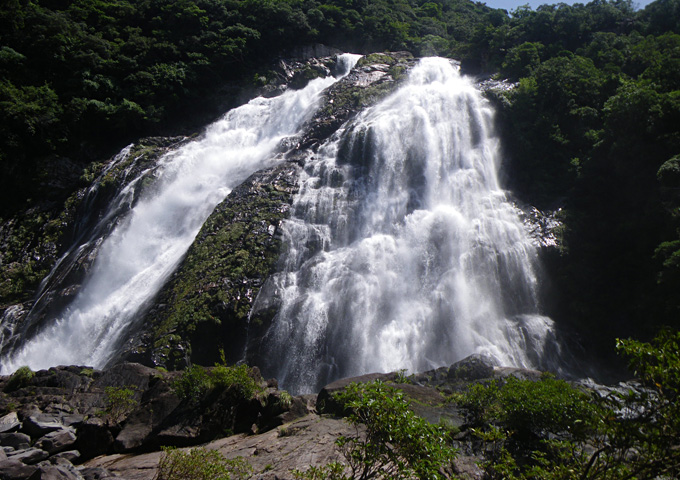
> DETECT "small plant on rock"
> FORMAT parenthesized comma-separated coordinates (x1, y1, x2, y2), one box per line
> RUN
(155, 446, 251, 480)
(103, 385, 138, 424)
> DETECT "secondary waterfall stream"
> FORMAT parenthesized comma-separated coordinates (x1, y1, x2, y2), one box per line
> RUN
(0, 54, 361, 374)
(260, 58, 566, 393)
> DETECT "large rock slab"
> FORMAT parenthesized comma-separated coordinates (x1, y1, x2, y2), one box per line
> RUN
(22, 414, 64, 438)
(0, 432, 30, 450)
(6, 447, 49, 464)
(0, 413, 20, 434)
(0, 458, 39, 479)
(35, 428, 77, 454)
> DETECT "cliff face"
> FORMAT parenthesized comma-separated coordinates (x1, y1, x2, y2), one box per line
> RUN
(0, 51, 417, 372)
(128, 52, 418, 371)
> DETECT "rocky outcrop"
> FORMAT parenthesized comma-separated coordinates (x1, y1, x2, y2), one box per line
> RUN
(0, 137, 189, 364)
(1, 356, 628, 480)
(0, 362, 303, 478)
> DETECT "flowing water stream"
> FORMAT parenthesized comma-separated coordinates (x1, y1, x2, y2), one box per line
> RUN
(260, 58, 566, 393)
(0, 54, 361, 374)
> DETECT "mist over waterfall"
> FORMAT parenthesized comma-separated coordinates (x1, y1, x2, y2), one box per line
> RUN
(261, 58, 566, 394)
(0, 54, 361, 374)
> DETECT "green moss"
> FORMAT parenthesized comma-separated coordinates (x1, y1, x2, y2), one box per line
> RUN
(142, 164, 298, 368)
(356, 53, 396, 67)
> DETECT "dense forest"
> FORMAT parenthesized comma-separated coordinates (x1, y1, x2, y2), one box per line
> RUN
(1, 0, 679, 366)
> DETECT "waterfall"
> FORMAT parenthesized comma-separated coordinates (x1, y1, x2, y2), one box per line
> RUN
(260, 58, 566, 393)
(0, 54, 361, 374)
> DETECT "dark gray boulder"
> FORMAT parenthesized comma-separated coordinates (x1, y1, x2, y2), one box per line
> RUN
(22, 414, 64, 439)
(0, 458, 39, 479)
(75, 418, 113, 460)
(447, 354, 497, 381)
(50, 451, 81, 464)
(37, 464, 85, 480)
(35, 428, 77, 455)
(6, 447, 49, 465)
(0, 432, 30, 450)
(0, 413, 20, 434)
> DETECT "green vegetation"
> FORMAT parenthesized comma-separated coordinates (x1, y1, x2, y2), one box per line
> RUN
(457, 329, 680, 479)
(468, 0, 680, 356)
(156, 446, 251, 480)
(3, 366, 35, 393)
(294, 330, 679, 479)
(172, 362, 262, 405)
(0, 0, 493, 213)
(295, 380, 457, 479)
(102, 385, 138, 424)
(143, 166, 298, 368)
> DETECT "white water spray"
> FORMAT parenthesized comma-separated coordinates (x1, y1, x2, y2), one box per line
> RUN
(0, 54, 361, 374)
(262, 58, 565, 393)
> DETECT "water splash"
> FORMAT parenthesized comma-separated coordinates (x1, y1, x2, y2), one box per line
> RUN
(261, 58, 566, 393)
(0, 54, 361, 374)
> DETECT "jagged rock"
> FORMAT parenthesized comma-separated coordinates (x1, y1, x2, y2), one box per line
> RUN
(0, 449, 5, 462)
(448, 354, 497, 381)
(92, 363, 154, 395)
(453, 455, 485, 480)
(7, 447, 49, 465)
(0, 413, 20, 434)
(22, 414, 64, 439)
(35, 428, 77, 454)
(0, 432, 30, 450)
(0, 458, 39, 479)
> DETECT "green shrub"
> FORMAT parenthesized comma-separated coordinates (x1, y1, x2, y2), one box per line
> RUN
(328, 380, 458, 480)
(459, 329, 680, 479)
(171, 365, 212, 404)
(4, 366, 34, 392)
(292, 462, 346, 480)
(461, 374, 596, 443)
(210, 363, 260, 399)
(172, 361, 262, 405)
(155, 447, 251, 480)
(103, 386, 138, 424)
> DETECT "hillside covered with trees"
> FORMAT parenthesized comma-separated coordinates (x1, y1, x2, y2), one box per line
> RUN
(1, 0, 679, 367)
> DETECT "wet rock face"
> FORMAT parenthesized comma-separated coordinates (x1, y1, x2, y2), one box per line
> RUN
(123, 52, 417, 372)
(127, 161, 302, 370)
(0, 137, 189, 363)
(1, 51, 418, 374)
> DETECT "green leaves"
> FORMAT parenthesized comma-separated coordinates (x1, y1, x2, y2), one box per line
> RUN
(331, 380, 457, 480)
(156, 447, 251, 480)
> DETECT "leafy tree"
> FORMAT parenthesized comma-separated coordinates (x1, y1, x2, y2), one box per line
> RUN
(299, 380, 457, 480)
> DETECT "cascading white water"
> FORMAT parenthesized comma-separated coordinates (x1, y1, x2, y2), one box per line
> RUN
(262, 58, 566, 393)
(0, 54, 361, 374)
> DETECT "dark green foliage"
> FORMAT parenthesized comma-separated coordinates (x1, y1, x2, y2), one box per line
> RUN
(3, 366, 35, 393)
(171, 365, 213, 404)
(0, 0, 494, 213)
(156, 446, 251, 480)
(102, 385, 138, 424)
(461, 374, 597, 450)
(458, 330, 680, 479)
(171, 362, 262, 405)
(322, 380, 457, 480)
